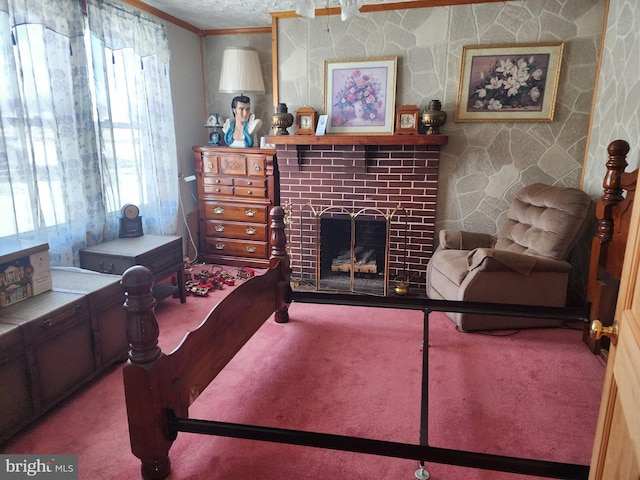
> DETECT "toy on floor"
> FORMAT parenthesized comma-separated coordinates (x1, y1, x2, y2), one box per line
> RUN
(175, 265, 245, 297)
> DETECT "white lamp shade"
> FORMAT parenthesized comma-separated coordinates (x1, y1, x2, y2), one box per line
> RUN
(218, 47, 265, 94)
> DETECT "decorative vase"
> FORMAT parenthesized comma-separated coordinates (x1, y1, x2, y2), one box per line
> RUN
(421, 100, 447, 135)
(394, 280, 409, 296)
(354, 101, 366, 120)
(271, 103, 294, 135)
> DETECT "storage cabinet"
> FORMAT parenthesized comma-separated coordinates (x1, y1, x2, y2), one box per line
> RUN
(0, 323, 34, 440)
(79, 234, 186, 303)
(0, 268, 128, 445)
(193, 145, 278, 268)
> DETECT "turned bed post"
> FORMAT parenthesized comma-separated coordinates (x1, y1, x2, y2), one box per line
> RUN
(121, 206, 290, 479)
(584, 139, 632, 354)
(121, 266, 172, 480)
(270, 205, 291, 323)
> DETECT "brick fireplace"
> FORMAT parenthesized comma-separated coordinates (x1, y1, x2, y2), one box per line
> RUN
(269, 135, 447, 294)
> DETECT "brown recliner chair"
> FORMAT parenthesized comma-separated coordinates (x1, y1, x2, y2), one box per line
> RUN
(426, 183, 594, 331)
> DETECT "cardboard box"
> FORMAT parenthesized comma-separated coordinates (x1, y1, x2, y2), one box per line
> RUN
(0, 239, 52, 308)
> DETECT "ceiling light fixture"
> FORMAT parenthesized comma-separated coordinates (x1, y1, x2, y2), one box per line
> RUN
(339, 0, 360, 21)
(295, 0, 361, 21)
(295, 0, 316, 18)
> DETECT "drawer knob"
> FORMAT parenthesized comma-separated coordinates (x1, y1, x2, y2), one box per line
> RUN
(215, 243, 226, 250)
(207, 162, 213, 169)
(247, 190, 253, 195)
(246, 227, 256, 235)
(247, 181, 253, 185)
(214, 207, 224, 215)
(246, 246, 257, 253)
(215, 225, 225, 232)
(215, 179, 221, 183)
(215, 188, 221, 193)
(245, 209, 256, 217)
(253, 163, 261, 172)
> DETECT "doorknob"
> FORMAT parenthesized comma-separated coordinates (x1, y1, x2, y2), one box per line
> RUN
(590, 319, 618, 345)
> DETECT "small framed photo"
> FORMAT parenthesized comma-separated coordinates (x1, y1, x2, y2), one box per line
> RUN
(324, 56, 397, 134)
(316, 114, 328, 135)
(456, 42, 563, 122)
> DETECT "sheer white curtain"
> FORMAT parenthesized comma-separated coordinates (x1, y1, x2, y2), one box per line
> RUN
(87, 0, 178, 238)
(0, 0, 99, 265)
(0, 0, 178, 266)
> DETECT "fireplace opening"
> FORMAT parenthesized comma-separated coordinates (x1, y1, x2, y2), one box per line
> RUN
(319, 215, 387, 295)
(291, 204, 406, 296)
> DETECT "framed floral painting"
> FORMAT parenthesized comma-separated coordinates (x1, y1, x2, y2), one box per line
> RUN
(455, 42, 563, 122)
(324, 56, 397, 134)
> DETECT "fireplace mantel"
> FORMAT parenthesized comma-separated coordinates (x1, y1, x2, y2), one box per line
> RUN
(264, 134, 448, 147)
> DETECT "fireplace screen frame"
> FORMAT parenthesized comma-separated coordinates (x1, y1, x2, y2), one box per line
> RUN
(291, 203, 407, 296)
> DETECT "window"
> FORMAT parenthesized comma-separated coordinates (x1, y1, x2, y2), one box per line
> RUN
(0, 0, 178, 265)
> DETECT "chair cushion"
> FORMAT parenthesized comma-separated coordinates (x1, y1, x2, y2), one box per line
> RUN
(430, 249, 470, 287)
(494, 183, 593, 260)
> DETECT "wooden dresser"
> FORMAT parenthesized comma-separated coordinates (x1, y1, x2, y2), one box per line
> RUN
(193, 145, 278, 268)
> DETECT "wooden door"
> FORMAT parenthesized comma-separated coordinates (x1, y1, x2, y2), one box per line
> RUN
(589, 173, 640, 478)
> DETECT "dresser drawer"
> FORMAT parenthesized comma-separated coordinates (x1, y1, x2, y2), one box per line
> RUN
(235, 186, 266, 198)
(235, 178, 266, 188)
(203, 176, 233, 187)
(247, 156, 266, 176)
(80, 253, 136, 275)
(203, 238, 268, 259)
(196, 152, 219, 174)
(204, 184, 234, 195)
(203, 202, 269, 223)
(204, 220, 268, 241)
(219, 154, 248, 175)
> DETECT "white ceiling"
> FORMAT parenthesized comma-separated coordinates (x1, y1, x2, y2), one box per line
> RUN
(139, 0, 401, 31)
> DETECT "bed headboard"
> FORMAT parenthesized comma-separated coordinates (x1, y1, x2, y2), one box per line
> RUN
(584, 139, 637, 355)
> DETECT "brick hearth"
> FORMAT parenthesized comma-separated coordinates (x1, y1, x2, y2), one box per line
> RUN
(274, 141, 444, 293)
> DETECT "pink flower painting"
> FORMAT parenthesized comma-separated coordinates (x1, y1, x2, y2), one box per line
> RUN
(332, 66, 388, 126)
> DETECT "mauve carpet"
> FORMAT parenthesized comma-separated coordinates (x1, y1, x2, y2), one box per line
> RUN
(0, 269, 606, 479)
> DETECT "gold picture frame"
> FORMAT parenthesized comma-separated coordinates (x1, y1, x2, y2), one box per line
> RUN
(455, 42, 563, 122)
(324, 56, 397, 134)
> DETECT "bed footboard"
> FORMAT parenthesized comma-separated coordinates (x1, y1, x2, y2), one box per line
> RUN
(121, 206, 290, 480)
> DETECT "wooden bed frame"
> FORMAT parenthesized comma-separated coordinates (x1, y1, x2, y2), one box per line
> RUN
(122, 140, 636, 478)
(583, 139, 637, 355)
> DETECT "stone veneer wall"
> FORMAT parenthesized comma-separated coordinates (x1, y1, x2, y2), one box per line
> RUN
(582, 0, 640, 194)
(276, 0, 606, 240)
(277, 144, 442, 291)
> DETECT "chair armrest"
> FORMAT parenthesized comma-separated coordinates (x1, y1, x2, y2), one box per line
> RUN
(439, 230, 496, 250)
(467, 248, 572, 275)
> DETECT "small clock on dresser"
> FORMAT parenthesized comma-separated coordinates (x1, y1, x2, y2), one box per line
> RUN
(295, 106, 318, 135)
(119, 203, 144, 238)
(395, 104, 420, 135)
